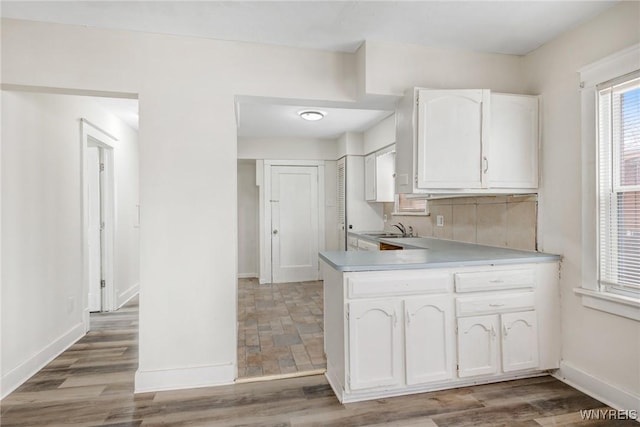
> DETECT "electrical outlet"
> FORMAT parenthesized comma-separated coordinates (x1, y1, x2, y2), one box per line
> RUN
(383, 214, 388, 222)
(67, 296, 75, 314)
(436, 215, 444, 227)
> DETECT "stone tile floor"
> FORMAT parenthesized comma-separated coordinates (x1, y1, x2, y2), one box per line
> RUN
(237, 278, 325, 379)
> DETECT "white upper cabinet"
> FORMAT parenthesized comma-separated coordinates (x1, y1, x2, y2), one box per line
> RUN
(417, 89, 488, 189)
(364, 153, 377, 201)
(365, 146, 395, 203)
(395, 87, 539, 195)
(489, 94, 539, 189)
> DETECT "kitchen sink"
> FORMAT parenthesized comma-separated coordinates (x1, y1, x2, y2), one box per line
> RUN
(363, 232, 404, 238)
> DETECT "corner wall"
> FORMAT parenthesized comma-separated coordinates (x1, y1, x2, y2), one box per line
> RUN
(237, 160, 259, 278)
(1, 91, 139, 398)
(523, 1, 640, 410)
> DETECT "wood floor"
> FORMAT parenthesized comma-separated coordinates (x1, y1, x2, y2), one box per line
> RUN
(1, 296, 635, 426)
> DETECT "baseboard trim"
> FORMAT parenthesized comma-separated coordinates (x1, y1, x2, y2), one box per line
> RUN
(117, 283, 139, 309)
(237, 273, 257, 279)
(1, 323, 85, 399)
(553, 361, 640, 413)
(134, 363, 235, 393)
(235, 369, 325, 384)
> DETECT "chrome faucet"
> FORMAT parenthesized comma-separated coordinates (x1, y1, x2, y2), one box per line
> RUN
(392, 222, 407, 237)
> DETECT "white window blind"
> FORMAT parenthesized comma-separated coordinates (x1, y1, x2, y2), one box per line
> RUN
(597, 71, 640, 295)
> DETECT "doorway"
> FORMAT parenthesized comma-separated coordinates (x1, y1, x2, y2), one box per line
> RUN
(87, 145, 105, 312)
(270, 165, 319, 283)
(260, 160, 325, 284)
(82, 119, 116, 328)
(236, 159, 327, 380)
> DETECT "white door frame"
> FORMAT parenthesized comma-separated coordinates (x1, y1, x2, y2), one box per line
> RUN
(81, 118, 117, 331)
(257, 160, 325, 284)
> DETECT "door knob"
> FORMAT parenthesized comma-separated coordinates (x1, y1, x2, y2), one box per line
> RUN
(272, 229, 278, 235)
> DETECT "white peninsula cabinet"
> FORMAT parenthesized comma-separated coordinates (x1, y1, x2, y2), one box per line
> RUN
(321, 261, 559, 403)
(395, 87, 539, 195)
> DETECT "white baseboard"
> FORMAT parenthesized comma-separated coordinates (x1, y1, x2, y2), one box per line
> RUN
(134, 363, 235, 393)
(553, 361, 640, 413)
(117, 283, 139, 309)
(237, 273, 257, 279)
(1, 323, 85, 399)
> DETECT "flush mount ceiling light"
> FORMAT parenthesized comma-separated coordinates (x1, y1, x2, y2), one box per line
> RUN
(298, 110, 326, 121)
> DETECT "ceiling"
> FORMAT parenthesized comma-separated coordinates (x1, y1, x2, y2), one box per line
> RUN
(2, 1, 618, 138)
(92, 97, 139, 131)
(1, 1, 617, 55)
(236, 97, 394, 139)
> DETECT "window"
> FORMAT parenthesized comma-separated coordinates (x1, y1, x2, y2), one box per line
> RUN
(576, 44, 640, 321)
(395, 194, 429, 215)
(597, 71, 640, 298)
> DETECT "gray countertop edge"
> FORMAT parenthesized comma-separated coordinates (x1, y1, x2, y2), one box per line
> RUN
(319, 252, 561, 272)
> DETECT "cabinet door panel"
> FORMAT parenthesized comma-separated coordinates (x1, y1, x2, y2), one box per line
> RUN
(364, 153, 376, 201)
(501, 311, 539, 372)
(375, 150, 395, 202)
(489, 94, 538, 188)
(417, 89, 487, 189)
(405, 296, 454, 385)
(348, 300, 402, 390)
(457, 315, 499, 378)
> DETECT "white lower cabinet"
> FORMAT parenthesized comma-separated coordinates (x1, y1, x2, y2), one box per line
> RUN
(323, 262, 559, 403)
(501, 311, 539, 372)
(457, 314, 500, 377)
(405, 295, 455, 385)
(347, 300, 402, 390)
(457, 310, 539, 378)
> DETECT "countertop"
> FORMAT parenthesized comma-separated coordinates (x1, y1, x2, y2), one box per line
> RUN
(320, 235, 560, 272)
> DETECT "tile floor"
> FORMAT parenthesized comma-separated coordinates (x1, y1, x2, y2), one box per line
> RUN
(237, 278, 325, 378)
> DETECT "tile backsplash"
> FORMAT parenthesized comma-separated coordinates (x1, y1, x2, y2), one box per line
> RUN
(383, 195, 537, 251)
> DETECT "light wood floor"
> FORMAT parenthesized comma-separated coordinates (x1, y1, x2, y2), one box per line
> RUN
(1, 296, 635, 426)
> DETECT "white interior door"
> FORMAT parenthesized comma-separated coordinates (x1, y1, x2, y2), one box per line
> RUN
(271, 166, 319, 283)
(87, 146, 102, 312)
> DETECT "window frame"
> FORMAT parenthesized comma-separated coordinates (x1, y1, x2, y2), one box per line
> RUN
(393, 193, 430, 216)
(577, 43, 640, 321)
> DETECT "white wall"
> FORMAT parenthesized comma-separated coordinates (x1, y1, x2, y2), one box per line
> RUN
(113, 114, 140, 307)
(238, 137, 337, 160)
(1, 90, 139, 398)
(523, 1, 640, 410)
(237, 160, 258, 278)
(362, 40, 526, 96)
(1, 17, 357, 392)
(363, 114, 395, 155)
(336, 132, 364, 157)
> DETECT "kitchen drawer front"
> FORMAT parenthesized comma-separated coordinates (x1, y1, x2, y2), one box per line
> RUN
(456, 291, 534, 316)
(455, 268, 534, 293)
(347, 271, 452, 298)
